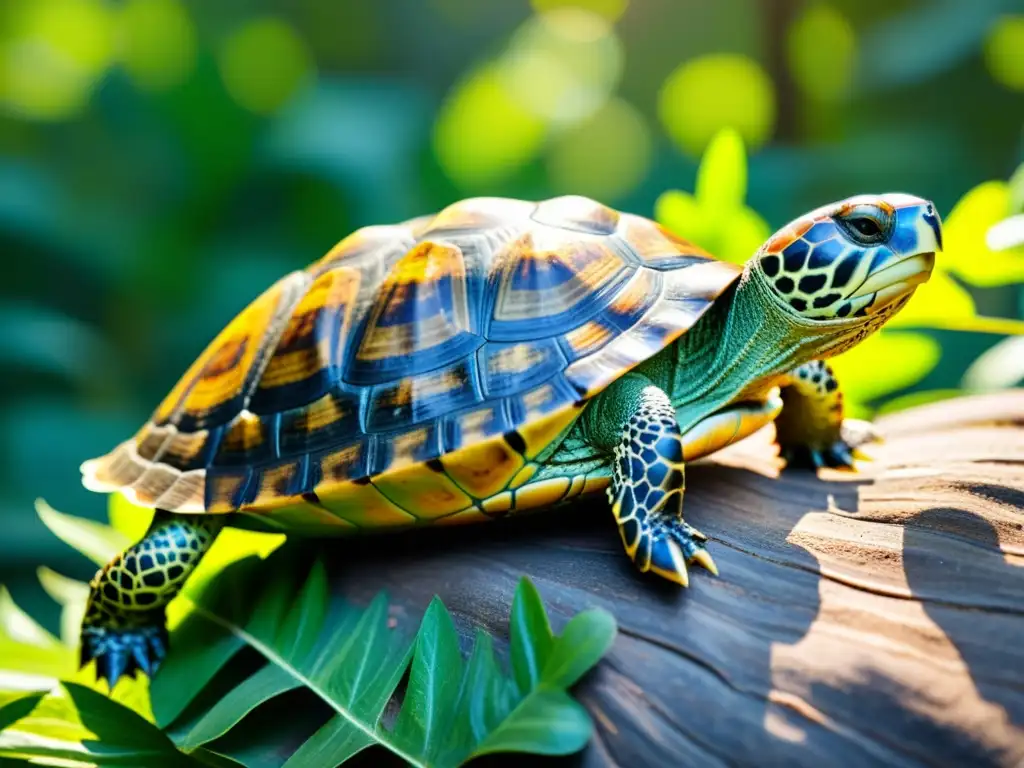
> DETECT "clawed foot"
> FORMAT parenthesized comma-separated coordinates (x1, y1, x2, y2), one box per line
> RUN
(626, 518, 718, 587)
(781, 419, 882, 471)
(81, 622, 168, 686)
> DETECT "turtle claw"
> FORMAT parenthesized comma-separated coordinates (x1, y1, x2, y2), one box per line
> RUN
(81, 622, 168, 687)
(780, 440, 861, 471)
(690, 548, 719, 576)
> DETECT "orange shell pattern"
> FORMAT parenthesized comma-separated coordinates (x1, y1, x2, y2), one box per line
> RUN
(82, 196, 740, 529)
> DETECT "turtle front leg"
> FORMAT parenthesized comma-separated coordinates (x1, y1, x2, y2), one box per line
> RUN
(588, 374, 718, 586)
(775, 360, 879, 469)
(81, 511, 222, 686)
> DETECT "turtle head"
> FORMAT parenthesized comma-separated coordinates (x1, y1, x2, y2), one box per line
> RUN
(752, 193, 941, 323)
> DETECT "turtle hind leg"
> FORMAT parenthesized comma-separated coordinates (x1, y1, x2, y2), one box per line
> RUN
(81, 511, 222, 686)
(607, 380, 717, 586)
(775, 360, 879, 470)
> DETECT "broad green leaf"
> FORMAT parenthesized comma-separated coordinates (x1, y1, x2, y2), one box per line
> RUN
(0, 694, 44, 732)
(719, 204, 771, 265)
(541, 608, 616, 688)
(509, 578, 554, 694)
(0, 683, 185, 766)
(35, 499, 129, 567)
(177, 666, 301, 751)
(36, 567, 89, 648)
(388, 597, 467, 766)
(156, 554, 613, 768)
(471, 689, 592, 758)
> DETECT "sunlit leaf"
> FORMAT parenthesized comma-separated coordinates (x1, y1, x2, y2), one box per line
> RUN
(36, 568, 89, 648)
(35, 499, 128, 567)
(695, 128, 746, 218)
(0, 683, 183, 765)
(942, 181, 1024, 287)
(154, 555, 612, 767)
(108, 494, 154, 543)
(0, 585, 75, 682)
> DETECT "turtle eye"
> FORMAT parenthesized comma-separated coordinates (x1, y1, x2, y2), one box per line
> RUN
(849, 217, 881, 238)
(835, 207, 890, 245)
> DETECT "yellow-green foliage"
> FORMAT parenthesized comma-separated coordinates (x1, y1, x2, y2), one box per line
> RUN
(656, 130, 1024, 417)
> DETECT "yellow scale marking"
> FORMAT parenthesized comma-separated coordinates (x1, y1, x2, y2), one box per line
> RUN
(512, 477, 571, 510)
(442, 440, 524, 498)
(372, 464, 472, 519)
(316, 482, 418, 529)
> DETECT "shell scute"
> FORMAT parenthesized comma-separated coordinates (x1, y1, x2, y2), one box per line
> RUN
(532, 195, 620, 235)
(249, 266, 360, 415)
(346, 241, 480, 385)
(84, 195, 743, 522)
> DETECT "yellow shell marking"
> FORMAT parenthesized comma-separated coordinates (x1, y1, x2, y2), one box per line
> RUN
(315, 482, 417, 529)
(442, 440, 525, 499)
(480, 491, 513, 515)
(355, 241, 470, 362)
(372, 464, 472, 519)
(509, 464, 537, 489)
(517, 401, 584, 460)
(258, 268, 359, 390)
(513, 477, 571, 510)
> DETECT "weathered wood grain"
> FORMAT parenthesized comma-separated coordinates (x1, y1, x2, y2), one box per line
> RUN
(338, 392, 1024, 768)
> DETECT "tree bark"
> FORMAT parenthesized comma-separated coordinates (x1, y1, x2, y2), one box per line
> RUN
(339, 392, 1024, 767)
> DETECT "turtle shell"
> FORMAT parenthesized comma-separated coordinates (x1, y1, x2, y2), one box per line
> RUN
(82, 196, 740, 528)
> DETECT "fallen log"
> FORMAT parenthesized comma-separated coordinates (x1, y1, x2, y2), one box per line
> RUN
(337, 392, 1024, 767)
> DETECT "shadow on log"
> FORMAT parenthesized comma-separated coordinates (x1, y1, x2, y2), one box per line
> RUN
(335, 393, 1024, 767)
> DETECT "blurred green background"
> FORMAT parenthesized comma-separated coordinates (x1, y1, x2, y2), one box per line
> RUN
(2, 0, 1023, 628)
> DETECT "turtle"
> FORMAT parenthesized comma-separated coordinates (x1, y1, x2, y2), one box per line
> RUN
(79, 193, 942, 685)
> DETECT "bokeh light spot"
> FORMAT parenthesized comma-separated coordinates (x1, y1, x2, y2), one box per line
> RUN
(0, 0, 115, 120)
(500, 9, 623, 126)
(434, 63, 547, 190)
(118, 0, 196, 92)
(787, 3, 856, 102)
(984, 15, 1024, 91)
(546, 98, 651, 200)
(530, 0, 628, 23)
(218, 17, 313, 114)
(658, 53, 775, 157)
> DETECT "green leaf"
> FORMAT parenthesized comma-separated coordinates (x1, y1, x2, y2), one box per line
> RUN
(541, 608, 616, 688)
(509, 577, 554, 694)
(0, 585, 75, 680)
(941, 181, 1024, 287)
(695, 127, 746, 215)
(156, 554, 613, 767)
(108, 493, 155, 544)
(35, 498, 129, 567)
(0, 694, 44, 732)
(0, 683, 185, 766)
(36, 567, 90, 648)
(472, 688, 592, 758)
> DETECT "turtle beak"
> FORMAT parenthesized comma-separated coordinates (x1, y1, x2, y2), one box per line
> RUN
(844, 197, 941, 314)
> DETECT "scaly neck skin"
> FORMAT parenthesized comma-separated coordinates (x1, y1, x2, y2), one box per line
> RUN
(648, 267, 876, 432)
